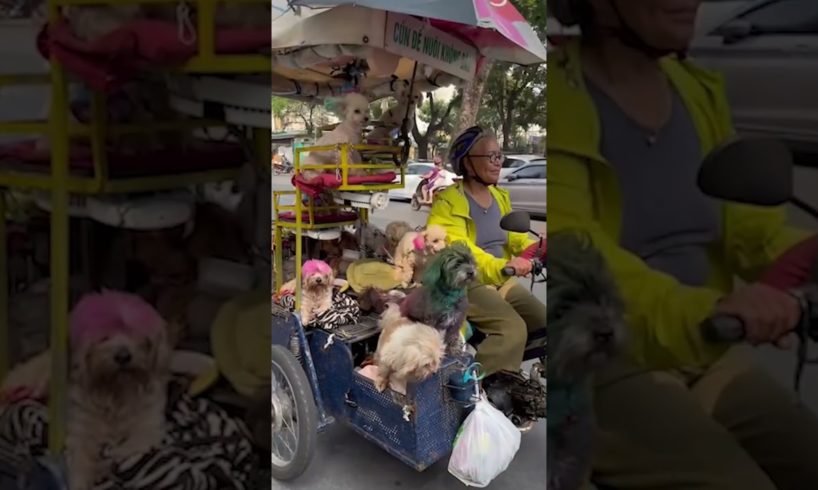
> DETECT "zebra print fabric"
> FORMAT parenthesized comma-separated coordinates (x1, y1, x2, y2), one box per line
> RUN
(276, 291, 360, 331)
(0, 382, 256, 489)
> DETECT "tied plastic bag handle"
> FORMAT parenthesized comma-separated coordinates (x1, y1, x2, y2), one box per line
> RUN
(462, 362, 485, 402)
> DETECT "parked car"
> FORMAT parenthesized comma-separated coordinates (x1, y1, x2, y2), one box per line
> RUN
(501, 154, 546, 179)
(546, 1, 751, 43)
(689, 0, 818, 159)
(499, 161, 546, 219)
(390, 160, 456, 201)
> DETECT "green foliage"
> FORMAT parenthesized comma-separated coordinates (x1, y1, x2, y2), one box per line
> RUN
(413, 89, 462, 159)
(476, 0, 547, 150)
(271, 96, 330, 136)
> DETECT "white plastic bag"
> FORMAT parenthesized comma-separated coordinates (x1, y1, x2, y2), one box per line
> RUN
(448, 394, 522, 487)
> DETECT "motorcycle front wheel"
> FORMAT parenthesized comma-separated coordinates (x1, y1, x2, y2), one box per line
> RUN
(410, 194, 421, 211)
(271, 345, 318, 481)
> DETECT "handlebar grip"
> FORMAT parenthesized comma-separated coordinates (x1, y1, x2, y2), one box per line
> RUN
(701, 315, 746, 343)
(502, 266, 516, 277)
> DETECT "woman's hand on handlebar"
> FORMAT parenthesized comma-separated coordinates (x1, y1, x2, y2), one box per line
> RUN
(715, 283, 800, 349)
(504, 257, 533, 277)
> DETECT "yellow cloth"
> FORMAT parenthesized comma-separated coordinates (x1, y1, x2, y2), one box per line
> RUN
(210, 290, 271, 397)
(548, 40, 808, 369)
(345, 258, 402, 293)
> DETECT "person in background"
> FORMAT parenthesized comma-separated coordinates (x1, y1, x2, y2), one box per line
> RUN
(420, 156, 446, 204)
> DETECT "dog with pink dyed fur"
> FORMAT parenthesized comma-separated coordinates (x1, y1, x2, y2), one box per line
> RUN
(298, 259, 335, 326)
(65, 290, 171, 490)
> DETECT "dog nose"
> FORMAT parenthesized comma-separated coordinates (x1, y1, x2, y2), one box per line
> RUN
(315, 277, 323, 284)
(465, 269, 476, 280)
(114, 348, 132, 365)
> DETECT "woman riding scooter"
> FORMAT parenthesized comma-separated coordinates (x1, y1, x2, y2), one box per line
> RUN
(427, 126, 547, 392)
(419, 156, 450, 204)
(549, 0, 818, 488)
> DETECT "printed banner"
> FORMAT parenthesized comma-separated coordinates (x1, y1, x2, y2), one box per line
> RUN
(384, 12, 478, 81)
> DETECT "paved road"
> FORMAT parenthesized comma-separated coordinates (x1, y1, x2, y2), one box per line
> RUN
(272, 176, 547, 490)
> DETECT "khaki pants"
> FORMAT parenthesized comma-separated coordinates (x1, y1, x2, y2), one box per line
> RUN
(466, 279, 547, 374)
(592, 347, 818, 489)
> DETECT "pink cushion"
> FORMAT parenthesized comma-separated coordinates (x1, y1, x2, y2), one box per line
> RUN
(292, 171, 397, 198)
(277, 211, 359, 224)
(38, 18, 270, 91)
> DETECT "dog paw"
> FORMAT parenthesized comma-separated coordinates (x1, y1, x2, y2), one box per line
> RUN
(374, 377, 388, 392)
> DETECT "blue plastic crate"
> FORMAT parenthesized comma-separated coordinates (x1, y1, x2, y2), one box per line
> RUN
(308, 329, 473, 471)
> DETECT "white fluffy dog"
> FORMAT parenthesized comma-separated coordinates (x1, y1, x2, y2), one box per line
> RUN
(66, 290, 170, 490)
(368, 81, 421, 146)
(373, 303, 445, 393)
(392, 224, 448, 288)
(301, 92, 371, 180)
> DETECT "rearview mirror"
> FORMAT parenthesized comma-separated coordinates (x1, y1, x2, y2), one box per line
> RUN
(697, 137, 793, 206)
(506, 174, 518, 182)
(717, 19, 753, 45)
(500, 210, 531, 233)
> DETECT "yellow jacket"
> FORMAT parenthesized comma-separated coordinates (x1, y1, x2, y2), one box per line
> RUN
(427, 182, 536, 286)
(548, 41, 807, 370)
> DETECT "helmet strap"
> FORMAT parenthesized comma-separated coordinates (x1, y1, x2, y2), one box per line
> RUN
(463, 157, 495, 187)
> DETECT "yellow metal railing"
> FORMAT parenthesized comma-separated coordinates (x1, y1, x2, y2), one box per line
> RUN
(0, 0, 271, 454)
(293, 143, 407, 192)
(273, 143, 405, 311)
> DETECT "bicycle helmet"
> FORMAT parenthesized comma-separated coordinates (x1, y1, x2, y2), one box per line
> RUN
(448, 125, 486, 176)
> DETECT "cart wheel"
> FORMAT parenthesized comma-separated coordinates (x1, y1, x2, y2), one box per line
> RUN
(271, 345, 318, 481)
(410, 195, 421, 211)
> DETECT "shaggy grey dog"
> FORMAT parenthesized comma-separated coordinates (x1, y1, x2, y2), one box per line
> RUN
(547, 231, 627, 490)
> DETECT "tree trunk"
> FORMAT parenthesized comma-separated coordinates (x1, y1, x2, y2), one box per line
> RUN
(454, 60, 493, 136)
(412, 116, 428, 159)
(417, 142, 429, 159)
(502, 106, 515, 151)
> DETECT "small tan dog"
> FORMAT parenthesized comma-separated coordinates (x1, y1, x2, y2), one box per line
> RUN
(384, 220, 412, 259)
(393, 224, 448, 288)
(66, 291, 170, 490)
(373, 303, 445, 393)
(299, 259, 335, 326)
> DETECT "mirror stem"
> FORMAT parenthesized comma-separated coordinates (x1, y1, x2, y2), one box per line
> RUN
(791, 197, 818, 221)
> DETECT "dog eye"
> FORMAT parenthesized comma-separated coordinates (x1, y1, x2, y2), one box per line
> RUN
(354, 109, 361, 114)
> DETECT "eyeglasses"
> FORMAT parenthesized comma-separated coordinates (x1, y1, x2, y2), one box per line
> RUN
(468, 151, 504, 164)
